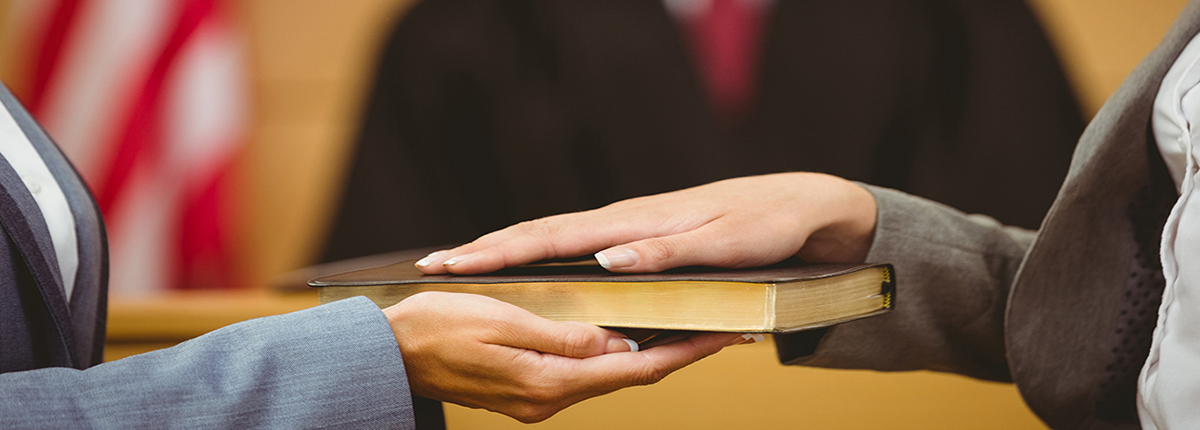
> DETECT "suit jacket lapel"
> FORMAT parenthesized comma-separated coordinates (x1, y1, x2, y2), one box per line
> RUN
(0, 84, 107, 367)
(0, 154, 77, 368)
(1006, 2, 1200, 427)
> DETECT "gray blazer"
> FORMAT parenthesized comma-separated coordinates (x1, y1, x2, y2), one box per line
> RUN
(777, 3, 1200, 429)
(0, 83, 106, 373)
(0, 84, 416, 428)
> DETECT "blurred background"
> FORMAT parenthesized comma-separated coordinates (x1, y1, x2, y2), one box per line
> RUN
(0, 0, 1191, 428)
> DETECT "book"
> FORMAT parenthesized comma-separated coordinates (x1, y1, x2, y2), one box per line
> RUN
(309, 257, 894, 333)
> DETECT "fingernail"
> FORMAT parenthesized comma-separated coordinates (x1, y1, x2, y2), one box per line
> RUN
(741, 333, 766, 344)
(595, 248, 639, 269)
(415, 252, 442, 268)
(606, 337, 639, 353)
(728, 333, 765, 346)
(443, 255, 470, 267)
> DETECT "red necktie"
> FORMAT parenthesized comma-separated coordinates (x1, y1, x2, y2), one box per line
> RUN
(683, 0, 769, 123)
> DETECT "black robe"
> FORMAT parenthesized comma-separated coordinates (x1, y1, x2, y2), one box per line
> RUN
(322, 0, 1084, 262)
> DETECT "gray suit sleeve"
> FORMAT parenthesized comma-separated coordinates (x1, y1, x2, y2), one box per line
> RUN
(776, 185, 1035, 382)
(0, 296, 415, 429)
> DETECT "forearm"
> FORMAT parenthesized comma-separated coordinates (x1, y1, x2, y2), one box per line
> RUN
(778, 185, 1035, 382)
(0, 297, 414, 429)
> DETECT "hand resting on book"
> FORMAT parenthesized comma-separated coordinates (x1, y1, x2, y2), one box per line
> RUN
(383, 291, 743, 422)
(414, 172, 877, 275)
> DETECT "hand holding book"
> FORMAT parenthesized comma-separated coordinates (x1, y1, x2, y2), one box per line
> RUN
(380, 291, 743, 422)
(312, 172, 888, 422)
(313, 173, 890, 333)
(412, 172, 877, 275)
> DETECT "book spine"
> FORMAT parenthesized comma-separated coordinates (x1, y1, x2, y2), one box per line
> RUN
(880, 264, 896, 310)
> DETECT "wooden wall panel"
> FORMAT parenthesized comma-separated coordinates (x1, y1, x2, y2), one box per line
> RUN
(234, 0, 415, 289)
(1028, 0, 1192, 114)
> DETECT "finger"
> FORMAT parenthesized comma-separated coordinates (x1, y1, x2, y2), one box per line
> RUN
(563, 332, 743, 394)
(413, 242, 496, 274)
(472, 332, 744, 423)
(413, 249, 452, 271)
(412, 221, 557, 273)
(413, 222, 576, 275)
(488, 306, 635, 358)
(603, 328, 641, 353)
(434, 209, 702, 275)
(440, 234, 570, 274)
(593, 218, 795, 272)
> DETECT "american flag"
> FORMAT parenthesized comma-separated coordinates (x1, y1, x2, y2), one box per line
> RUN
(5, 0, 250, 294)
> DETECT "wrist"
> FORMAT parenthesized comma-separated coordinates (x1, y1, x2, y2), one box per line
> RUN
(382, 301, 411, 352)
(797, 175, 877, 262)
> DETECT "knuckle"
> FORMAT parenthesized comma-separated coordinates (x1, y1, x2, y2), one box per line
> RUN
(559, 326, 599, 357)
(646, 365, 671, 385)
(511, 220, 564, 261)
(640, 239, 678, 269)
(632, 356, 673, 386)
(516, 219, 561, 238)
(514, 220, 540, 234)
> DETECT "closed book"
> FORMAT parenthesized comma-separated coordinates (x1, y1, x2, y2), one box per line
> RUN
(310, 257, 894, 333)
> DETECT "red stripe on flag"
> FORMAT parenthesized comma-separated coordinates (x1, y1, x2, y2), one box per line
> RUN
(25, 0, 84, 113)
(18, 0, 247, 292)
(176, 145, 241, 290)
(93, 0, 216, 213)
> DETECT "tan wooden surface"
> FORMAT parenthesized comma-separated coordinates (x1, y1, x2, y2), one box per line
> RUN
(105, 290, 318, 361)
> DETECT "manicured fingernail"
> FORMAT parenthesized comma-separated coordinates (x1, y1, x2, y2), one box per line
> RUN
(729, 333, 765, 346)
(443, 255, 470, 267)
(622, 338, 639, 352)
(606, 337, 639, 353)
(415, 252, 442, 267)
(595, 248, 639, 269)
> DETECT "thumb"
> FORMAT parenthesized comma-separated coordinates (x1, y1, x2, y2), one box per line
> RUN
(492, 312, 636, 358)
(568, 332, 744, 393)
(593, 228, 732, 272)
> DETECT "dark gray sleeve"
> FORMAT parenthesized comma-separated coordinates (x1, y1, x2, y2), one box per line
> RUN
(776, 185, 1034, 382)
(0, 297, 415, 429)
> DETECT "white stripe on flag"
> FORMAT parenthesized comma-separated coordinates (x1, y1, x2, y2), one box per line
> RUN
(12, 0, 249, 294)
(36, 0, 173, 180)
(107, 10, 247, 295)
(164, 17, 246, 182)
